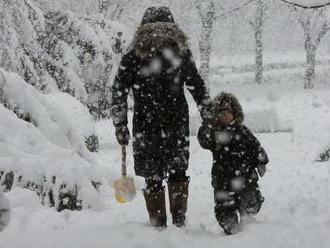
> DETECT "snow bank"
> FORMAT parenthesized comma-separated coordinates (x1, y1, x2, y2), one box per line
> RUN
(276, 90, 330, 161)
(0, 69, 111, 211)
(241, 89, 330, 161)
(206, 69, 330, 162)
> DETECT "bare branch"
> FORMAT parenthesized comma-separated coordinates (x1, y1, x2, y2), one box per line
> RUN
(214, 0, 256, 21)
(315, 22, 330, 46)
(195, 0, 204, 18)
(279, 0, 330, 9)
(248, 20, 256, 27)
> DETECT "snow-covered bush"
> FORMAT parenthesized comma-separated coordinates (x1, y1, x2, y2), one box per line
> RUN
(42, 11, 130, 119)
(0, 0, 131, 119)
(0, 69, 109, 211)
(47, 93, 99, 152)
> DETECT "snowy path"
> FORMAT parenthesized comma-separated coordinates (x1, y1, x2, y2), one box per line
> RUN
(1, 133, 330, 248)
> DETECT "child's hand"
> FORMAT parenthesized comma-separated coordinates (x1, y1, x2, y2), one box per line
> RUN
(257, 163, 266, 177)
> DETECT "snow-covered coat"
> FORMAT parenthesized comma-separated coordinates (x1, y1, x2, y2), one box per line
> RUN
(197, 93, 268, 189)
(111, 21, 211, 179)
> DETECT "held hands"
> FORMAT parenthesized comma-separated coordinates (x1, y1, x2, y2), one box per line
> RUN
(257, 163, 267, 177)
(115, 125, 130, 145)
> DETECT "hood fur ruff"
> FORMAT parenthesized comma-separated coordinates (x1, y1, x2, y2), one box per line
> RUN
(130, 22, 189, 58)
(212, 92, 244, 124)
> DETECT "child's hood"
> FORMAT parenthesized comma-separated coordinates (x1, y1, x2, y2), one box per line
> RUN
(212, 92, 244, 124)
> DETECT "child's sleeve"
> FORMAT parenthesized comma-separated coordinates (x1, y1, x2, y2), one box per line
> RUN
(197, 120, 215, 150)
(243, 126, 269, 168)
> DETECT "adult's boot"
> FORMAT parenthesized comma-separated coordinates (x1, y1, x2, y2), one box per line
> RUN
(143, 187, 167, 227)
(167, 179, 189, 227)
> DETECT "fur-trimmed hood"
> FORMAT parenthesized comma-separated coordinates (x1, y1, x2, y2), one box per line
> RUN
(212, 92, 244, 124)
(130, 22, 189, 58)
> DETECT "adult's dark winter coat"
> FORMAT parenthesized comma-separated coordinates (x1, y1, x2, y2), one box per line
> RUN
(111, 19, 211, 179)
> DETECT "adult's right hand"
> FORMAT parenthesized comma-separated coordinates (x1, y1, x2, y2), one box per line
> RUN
(115, 125, 130, 145)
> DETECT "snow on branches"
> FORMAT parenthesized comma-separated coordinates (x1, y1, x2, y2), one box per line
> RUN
(0, 0, 131, 119)
(289, 5, 330, 88)
(0, 69, 108, 211)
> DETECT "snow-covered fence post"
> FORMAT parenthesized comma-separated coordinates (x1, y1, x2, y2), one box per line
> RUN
(289, 6, 330, 89)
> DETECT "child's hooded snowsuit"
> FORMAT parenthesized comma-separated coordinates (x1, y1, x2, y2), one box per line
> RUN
(197, 92, 269, 234)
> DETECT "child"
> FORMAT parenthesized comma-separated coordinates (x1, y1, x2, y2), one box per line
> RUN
(198, 92, 268, 235)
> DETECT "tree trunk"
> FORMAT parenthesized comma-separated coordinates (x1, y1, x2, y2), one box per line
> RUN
(197, 1, 215, 87)
(255, 0, 264, 85)
(304, 37, 316, 89)
(199, 22, 213, 85)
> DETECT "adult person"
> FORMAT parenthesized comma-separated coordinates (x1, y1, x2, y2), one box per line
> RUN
(111, 6, 211, 228)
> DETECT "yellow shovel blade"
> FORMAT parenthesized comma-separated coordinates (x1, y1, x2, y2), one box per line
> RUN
(114, 176, 136, 203)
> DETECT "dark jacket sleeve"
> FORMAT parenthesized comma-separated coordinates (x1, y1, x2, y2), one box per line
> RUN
(197, 121, 215, 150)
(242, 126, 269, 167)
(111, 51, 134, 128)
(182, 50, 212, 120)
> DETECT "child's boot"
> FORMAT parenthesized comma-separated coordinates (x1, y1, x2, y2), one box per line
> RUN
(240, 187, 264, 215)
(221, 211, 241, 235)
(215, 202, 241, 235)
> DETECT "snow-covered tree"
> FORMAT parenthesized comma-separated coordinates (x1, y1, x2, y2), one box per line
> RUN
(0, 0, 130, 119)
(0, 0, 46, 90)
(195, 0, 216, 85)
(291, 6, 330, 88)
(248, 0, 269, 85)
(194, 0, 258, 86)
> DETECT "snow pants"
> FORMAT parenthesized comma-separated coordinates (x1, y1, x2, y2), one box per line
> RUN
(214, 182, 264, 232)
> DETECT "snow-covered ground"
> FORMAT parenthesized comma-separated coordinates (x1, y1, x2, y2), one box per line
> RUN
(1, 57, 330, 247)
(1, 130, 330, 248)
(1, 76, 330, 247)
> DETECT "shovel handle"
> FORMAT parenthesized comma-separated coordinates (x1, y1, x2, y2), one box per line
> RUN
(121, 145, 127, 177)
